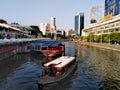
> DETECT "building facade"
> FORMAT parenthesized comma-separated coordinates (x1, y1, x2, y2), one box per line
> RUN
(50, 17, 56, 30)
(68, 29, 75, 36)
(10, 24, 32, 38)
(0, 23, 30, 39)
(83, 14, 120, 36)
(40, 23, 50, 35)
(40, 17, 57, 35)
(83, 0, 120, 37)
(105, 0, 120, 16)
(74, 13, 84, 36)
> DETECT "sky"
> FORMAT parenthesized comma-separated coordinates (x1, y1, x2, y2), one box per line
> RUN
(0, 0, 105, 30)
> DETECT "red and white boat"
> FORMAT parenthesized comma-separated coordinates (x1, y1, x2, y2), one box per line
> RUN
(41, 46, 65, 58)
(29, 40, 65, 58)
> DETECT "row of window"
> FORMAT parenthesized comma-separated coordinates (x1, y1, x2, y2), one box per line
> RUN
(89, 28, 120, 35)
(88, 21, 120, 32)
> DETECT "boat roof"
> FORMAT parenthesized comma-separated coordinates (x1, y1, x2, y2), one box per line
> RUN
(30, 40, 63, 47)
(44, 56, 75, 68)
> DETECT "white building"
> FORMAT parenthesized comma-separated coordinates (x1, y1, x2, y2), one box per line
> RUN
(50, 17, 56, 30)
(40, 23, 51, 35)
(83, 14, 120, 36)
(40, 23, 47, 35)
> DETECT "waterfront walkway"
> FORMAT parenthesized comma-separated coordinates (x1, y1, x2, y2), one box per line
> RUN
(0, 38, 39, 60)
(0, 38, 38, 45)
(74, 41, 120, 52)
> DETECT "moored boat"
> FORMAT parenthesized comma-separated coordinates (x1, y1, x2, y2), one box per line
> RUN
(37, 56, 77, 90)
(28, 40, 65, 58)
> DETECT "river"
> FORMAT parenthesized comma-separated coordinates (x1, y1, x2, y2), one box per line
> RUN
(0, 41, 120, 90)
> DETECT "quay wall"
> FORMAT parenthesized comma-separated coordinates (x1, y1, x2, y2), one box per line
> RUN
(0, 39, 38, 60)
(73, 40, 120, 52)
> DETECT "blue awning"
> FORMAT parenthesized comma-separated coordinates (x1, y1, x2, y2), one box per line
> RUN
(30, 40, 63, 47)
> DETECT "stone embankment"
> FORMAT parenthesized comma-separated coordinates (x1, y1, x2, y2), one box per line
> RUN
(0, 38, 38, 60)
(73, 40, 120, 52)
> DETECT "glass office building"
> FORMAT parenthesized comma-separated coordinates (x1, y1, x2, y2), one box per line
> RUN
(74, 13, 84, 36)
(105, 0, 120, 16)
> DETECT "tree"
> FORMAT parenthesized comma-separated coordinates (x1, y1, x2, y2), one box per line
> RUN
(30, 25, 42, 37)
(110, 32, 120, 44)
(87, 34, 95, 42)
(90, 19, 97, 23)
(11, 22, 19, 25)
(102, 34, 109, 43)
(45, 33, 52, 38)
(0, 19, 7, 24)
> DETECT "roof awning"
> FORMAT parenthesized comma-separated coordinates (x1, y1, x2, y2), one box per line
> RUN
(30, 40, 63, 47)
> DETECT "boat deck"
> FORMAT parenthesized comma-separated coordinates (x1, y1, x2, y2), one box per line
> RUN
(38, 56, 77, 86)
(38, 75, 57, 84)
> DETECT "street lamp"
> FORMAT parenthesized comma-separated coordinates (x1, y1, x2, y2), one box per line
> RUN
(109, 31, 111, 45)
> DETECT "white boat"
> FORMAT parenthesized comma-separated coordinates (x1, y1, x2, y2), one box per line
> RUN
(37, 56, 77, 90)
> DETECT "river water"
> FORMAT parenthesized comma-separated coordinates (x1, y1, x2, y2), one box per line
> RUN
(0, 42, 120, 90)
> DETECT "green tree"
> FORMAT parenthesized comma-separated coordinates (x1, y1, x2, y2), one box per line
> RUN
(30, 25, 42, 37)
(87, 34, 95, 42)
(110, 32, 120, 44)
(90, 19, 97, 23)
(0, 19, 7, 24)
(45, 33, 52, 38)
(102, 34, 110, 43)
(11, 22, 19, 25)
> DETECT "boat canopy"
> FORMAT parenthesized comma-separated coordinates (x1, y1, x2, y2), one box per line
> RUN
(44, 56, 75, 68)
(30, 40, 63, 47)
(49, 41, 63, 47)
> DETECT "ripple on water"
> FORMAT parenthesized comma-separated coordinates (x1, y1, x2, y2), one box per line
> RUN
(0, 42, 120, 90)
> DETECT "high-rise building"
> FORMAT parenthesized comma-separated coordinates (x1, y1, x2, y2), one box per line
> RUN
(50, 17, 56, 30)
(74, 13, 84, 36)
(105, 0, 120, 16)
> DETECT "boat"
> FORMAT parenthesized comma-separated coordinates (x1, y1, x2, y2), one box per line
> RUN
(28, 40, 65, 58)
(37, 56, 77, 90)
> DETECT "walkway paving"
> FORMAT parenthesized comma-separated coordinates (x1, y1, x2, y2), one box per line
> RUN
(0, 38, 38, 45)
(74, 41, 120, 52)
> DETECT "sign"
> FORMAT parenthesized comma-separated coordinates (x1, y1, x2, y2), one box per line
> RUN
(100, 13, 113, 21)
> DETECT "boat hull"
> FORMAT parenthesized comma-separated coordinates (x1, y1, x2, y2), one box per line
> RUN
(38, 61, 77, 90)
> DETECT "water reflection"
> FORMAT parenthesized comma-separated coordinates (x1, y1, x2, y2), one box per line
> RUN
(76, 45, 120, 90)
(64, 42, 76, 57)
(0, 54, 43, 90)
(0, 42, 120, 90)
(0, 54, 28, 82)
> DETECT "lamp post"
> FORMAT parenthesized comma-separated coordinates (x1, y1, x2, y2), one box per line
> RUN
(100, 26, 102, 43)
(109, 32, 111, 45)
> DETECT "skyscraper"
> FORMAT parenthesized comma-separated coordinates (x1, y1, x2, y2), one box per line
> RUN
(105, 0, 120, 16)
(50, 17, 56, 30)
(74, 13, 84, 36)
